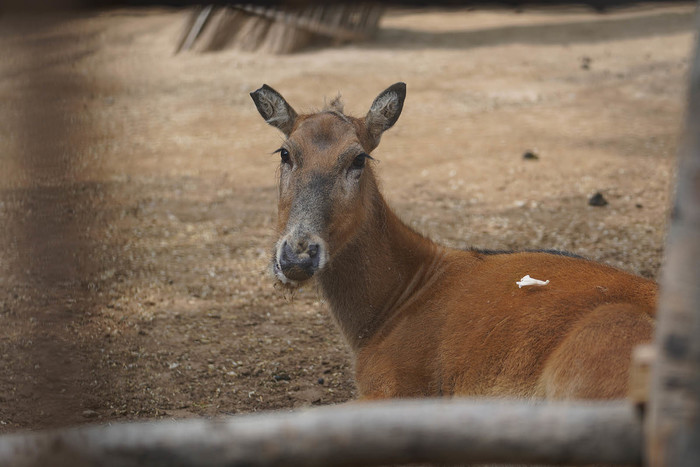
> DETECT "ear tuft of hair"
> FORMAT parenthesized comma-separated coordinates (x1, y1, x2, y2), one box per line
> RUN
(325, 94, 345, 114)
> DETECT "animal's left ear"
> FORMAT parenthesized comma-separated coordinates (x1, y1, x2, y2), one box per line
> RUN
(364, 82, 406, 151)
(250, 84, 298, 136)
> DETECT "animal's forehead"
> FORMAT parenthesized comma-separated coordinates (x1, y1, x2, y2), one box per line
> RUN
(291, 112, 358, 152)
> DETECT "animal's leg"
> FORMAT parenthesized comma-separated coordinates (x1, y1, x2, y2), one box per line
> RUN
(538, 303, 654, 399)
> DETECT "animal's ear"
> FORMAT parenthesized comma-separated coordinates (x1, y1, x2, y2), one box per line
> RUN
(250, 84, 298, 136)
(364, 82, 406, 150)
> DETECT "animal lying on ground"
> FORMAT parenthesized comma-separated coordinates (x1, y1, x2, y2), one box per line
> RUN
(250, 82, 657, 400)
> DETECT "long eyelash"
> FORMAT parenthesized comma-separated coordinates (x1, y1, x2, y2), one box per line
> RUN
(272, 148, 283, 154)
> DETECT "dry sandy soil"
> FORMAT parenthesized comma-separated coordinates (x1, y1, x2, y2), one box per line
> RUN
(0, 3, 696, 433)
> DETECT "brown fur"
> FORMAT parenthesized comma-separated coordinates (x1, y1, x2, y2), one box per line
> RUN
(250, 83, 657, 401)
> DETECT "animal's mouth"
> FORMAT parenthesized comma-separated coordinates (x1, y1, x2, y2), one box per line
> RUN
(272, 259, 302, 288)
(271, 234, 328, 288)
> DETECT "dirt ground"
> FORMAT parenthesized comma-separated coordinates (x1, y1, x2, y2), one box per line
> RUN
(0, 3, 695, 433)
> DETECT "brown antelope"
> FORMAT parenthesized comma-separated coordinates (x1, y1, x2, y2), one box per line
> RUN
(250, 82, 657, 400)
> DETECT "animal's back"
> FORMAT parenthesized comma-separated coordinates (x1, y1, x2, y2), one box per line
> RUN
(357, 250, 656, 400)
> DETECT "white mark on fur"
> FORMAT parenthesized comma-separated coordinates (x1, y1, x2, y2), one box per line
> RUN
(516, 275, 550, 288)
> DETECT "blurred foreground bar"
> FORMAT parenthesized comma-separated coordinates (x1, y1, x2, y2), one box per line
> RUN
(0, 399, 643, 466)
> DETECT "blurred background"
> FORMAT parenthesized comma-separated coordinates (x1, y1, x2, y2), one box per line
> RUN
(0, 0, 695, 432)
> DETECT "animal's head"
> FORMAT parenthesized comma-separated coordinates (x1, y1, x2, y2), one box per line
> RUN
(250, 83, 406, 288)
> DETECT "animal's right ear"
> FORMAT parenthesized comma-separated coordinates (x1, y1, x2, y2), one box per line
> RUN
(250, 84, 298, 136)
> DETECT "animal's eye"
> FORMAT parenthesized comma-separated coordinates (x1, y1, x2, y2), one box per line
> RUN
(279, 148, 291, 165)
(352, 153, 369, 169)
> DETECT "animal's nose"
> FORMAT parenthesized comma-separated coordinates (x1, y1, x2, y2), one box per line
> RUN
(307, 243, 319, 258)
(278, 240, 321, 281)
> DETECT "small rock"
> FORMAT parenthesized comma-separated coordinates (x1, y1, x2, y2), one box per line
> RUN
(635, 203, 643, 209)
(581, 56, 592, 70)
(588, 192, 608, 207)
(522, 150, 539, 160)
(82, 410, 98, 419)
(273, 373, 291, 382)
(294, 388, 323, 405)
(317, 378, 325, 385)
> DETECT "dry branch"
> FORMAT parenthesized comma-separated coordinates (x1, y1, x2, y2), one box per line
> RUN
(177, 4, 385, 54)
(0, 399, 642, 467)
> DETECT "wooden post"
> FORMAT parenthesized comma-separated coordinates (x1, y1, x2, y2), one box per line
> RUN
(646, 5, 700, 466)
(0, 400, 642, 467)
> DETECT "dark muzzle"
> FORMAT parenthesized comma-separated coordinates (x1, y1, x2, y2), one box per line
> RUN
(278, 240, 321, 282)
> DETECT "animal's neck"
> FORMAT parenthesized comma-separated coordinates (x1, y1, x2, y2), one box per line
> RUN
(318, 182, 445, 352)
